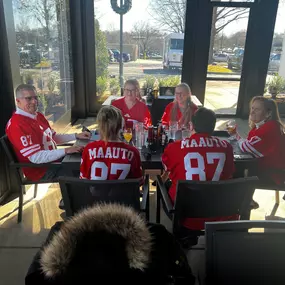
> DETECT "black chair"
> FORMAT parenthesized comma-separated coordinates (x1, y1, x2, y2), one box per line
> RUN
(150, 98, 173, 126)
(156, 175, 258, 237)
(205, 220, 285, 285)
(253, 169, 285, 216)
(0, 135, 63, 223)
(59, 175, 150, 221)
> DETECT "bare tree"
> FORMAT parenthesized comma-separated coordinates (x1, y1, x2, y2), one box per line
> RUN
(148, 0, 186, 33)
(149, 0, 250, 61)
(131, 21, 163, 56)
(15, 0, 58, 49)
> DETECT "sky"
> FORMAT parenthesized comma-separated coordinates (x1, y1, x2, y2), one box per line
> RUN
(95, 0, 285, 35)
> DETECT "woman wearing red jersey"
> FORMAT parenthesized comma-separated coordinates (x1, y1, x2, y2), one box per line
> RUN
(230, 96, 285, 208)
(112, 79, 151, 128)
(161, 83, 198, 128)
(80, 105, 143, 181)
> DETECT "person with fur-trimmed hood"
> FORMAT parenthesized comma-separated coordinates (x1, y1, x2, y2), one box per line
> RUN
(25, 204, 195, 285)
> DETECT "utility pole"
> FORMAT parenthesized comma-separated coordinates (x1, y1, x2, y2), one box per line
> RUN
(119, 0, 124, 87)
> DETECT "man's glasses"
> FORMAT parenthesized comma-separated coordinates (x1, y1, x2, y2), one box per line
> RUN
(21, 96, 39, 102)
(124, 88, 137, 94)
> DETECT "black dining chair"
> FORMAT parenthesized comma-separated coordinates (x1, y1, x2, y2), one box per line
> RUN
(205, 220, 285, 285)
(59, 175, 150, 221)
(0, 135, 63, 223)
(156, 175, 258, 245)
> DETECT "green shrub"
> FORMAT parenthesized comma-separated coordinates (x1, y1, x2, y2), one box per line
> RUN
(47, 72, 60, 93)
(96, 76, 108, 96)
(109, 78, 120, 95)
(38, 92, 48, 115)
(158, 76, 181, 87)
(142, 75, 158, 89)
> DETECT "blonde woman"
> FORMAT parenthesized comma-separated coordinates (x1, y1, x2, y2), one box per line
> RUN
(112, 79, 151, 128)
(80, 105, 142, 181)
(161, 83, 198, 128)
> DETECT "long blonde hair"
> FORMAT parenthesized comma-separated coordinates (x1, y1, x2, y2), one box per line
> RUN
(249, 96, 284, 132)
(97, 105, 122, 141)
(171, 82, 194, 126)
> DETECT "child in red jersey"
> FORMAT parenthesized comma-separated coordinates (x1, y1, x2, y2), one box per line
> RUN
(80, 105, 142, 182)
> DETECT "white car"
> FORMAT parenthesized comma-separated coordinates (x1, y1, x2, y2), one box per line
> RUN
(213, 53, 229, 62)
(268, 53, 281, 72)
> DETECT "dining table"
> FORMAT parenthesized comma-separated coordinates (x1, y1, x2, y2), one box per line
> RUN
(61, 130, 256, 178)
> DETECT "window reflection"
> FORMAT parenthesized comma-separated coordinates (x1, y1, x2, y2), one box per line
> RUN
(12, 0, 74, 131)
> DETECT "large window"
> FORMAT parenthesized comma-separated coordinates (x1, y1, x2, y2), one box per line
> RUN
(205, 5, 250, 115)
(12, 0, 74, 132)
(93, 0, 187, 108)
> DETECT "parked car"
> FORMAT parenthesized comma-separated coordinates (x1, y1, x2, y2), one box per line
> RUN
(108, 49, 116, 63)
(227, 48, 244, 70)
(213, 53, 229, 62)
(110, 49, 131, 62)
(268, 53, 281, 72)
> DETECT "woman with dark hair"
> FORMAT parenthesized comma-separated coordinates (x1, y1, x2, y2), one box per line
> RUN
(161, 83, 198, 128)
(112, 79, 151, 128)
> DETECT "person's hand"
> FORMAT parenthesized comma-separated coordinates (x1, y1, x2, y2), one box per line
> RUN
(75, 131, 91, 140)
(65, 146, 84, 154)
(226, 120, 237, 136)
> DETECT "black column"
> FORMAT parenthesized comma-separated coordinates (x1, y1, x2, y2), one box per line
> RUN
(237, 0, 279, 118)
(0, 0, 21, 201)
(70, 0, 96, 120)
(182, 0, 213, 104)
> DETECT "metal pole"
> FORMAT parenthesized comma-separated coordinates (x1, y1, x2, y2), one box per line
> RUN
(119, 0, 124, 87)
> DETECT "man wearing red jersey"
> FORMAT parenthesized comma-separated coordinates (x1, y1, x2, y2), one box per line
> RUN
(6, 84, 90, 182)
(162, 107, 236, 235)
(112, 79, 151, 129)
(80, 105, 142, 181)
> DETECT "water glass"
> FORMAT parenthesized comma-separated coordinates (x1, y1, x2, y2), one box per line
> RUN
(169, 121, 178, 140)
(135, 131, 145, 149)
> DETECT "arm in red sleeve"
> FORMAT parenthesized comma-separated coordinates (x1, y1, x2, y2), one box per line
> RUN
(161, 103, 172, 126)
(144, 106, 152, 127)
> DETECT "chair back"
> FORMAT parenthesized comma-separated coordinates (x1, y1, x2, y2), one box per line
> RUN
(0, 135, 24, 181)
(59, 176, 141, 217)
(0, 135, 18, 164)
(206, 220, 285, 285)
(173, 177, 258, 233)
(150, 98, 173, 126)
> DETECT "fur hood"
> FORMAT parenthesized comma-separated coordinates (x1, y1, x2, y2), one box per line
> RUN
(40, 204, 152, 279)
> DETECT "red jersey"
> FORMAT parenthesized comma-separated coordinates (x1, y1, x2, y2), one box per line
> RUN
(161, 101, 198, 127)
(80, 140, 143, 181)
(238, 120, 285, 184)
(162, 133, 236, 230)
(111, 97, 152, 128)
(6, 112, 57, 181)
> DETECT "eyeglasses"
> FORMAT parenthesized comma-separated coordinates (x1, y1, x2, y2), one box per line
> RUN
(175, 92, 187, 97)
(124, 88, 137, 94)
(21, 96, 39, 102)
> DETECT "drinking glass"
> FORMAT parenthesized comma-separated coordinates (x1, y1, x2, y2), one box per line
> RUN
(169, 121, 178, 140)
(123, 128, 133, 143)
(226, 119, 237, 140)
(135, 131, 145, 149)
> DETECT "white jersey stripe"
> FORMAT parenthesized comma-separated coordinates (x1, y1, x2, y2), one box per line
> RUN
(245, 141, 263, 158)
(241, 141, 253, 155)
(22, 146, 41, 157)
(20, 144, 40, 154)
